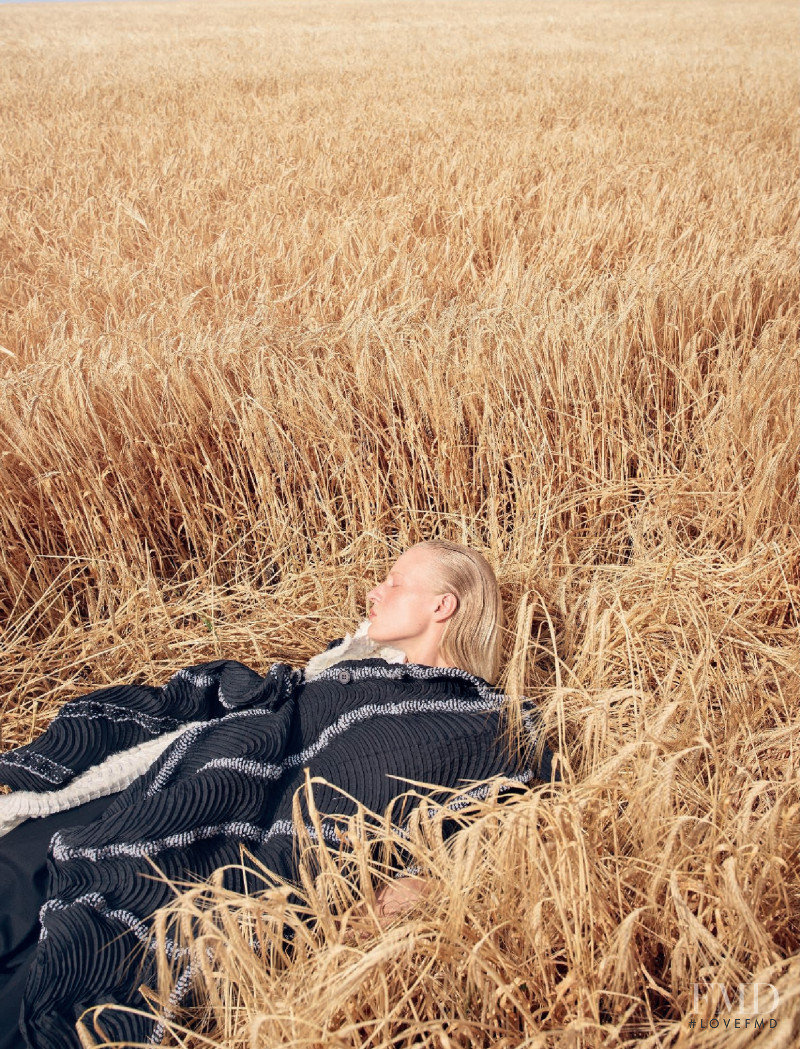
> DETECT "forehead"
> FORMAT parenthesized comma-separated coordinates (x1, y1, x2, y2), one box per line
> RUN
(391, 546, 435, 576)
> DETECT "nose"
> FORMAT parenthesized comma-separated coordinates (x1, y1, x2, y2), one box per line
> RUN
(367, 582, 381, 602)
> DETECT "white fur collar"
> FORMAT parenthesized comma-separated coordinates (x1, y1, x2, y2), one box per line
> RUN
(304, 620, 407, 681)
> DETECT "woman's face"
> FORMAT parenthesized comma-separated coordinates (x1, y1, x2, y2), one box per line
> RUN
(366, 546, 447, 652)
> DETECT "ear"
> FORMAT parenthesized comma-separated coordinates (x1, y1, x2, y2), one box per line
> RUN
(432, 592, 458, 623)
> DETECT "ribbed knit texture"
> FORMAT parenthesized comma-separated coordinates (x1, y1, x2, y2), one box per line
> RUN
(0, 726, 200, 837)
(0, 621, 402, 837)
(0, 656, 552, 1049)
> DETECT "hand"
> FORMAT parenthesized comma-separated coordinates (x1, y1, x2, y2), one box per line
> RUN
(374, 876, 429, 924)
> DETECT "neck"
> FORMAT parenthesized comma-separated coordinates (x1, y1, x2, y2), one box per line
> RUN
(398, 636, 452, 669)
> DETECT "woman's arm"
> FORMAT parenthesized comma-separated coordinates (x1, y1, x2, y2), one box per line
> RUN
(0, 659, 296, 793)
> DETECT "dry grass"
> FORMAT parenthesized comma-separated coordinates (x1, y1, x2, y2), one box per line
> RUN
(0, 0, 798, 1045)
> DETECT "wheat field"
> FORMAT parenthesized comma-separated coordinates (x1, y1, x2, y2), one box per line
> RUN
(0, 0, 798, 1045)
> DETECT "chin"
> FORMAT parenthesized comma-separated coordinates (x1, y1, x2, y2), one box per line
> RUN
(367, 621, 391, 644)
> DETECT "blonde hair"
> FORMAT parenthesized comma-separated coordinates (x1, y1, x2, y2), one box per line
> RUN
(413, 540, 503, 685)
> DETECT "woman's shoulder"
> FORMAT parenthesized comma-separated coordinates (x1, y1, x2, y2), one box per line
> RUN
(305, 656, 500, 703)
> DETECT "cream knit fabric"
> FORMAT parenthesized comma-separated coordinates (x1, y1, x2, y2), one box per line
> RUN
(0, 724, 199, 837)
(303, 619, 406, 679)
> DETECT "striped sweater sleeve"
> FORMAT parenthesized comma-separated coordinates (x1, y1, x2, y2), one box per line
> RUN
(0, 659, 294, 793)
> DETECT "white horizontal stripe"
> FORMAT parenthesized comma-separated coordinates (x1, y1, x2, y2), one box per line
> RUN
(174, 668, 216, 689)
(0, 749, 72, 784)
(40, 891, 186, 959)
(57, 701, 180, 735)
(51, 817, 340, 863)
(312, 658, 500, 702)
(221, 706, 278, 720)
(199, 693, 504, 783)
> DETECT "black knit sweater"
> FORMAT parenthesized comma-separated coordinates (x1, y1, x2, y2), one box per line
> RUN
(0, 656, 553, 1049)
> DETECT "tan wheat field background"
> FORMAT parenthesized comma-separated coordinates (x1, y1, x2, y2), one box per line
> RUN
(1, 0, 798, 1045)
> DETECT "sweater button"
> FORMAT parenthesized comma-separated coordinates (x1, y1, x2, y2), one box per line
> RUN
(336, 669, 351, 684)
